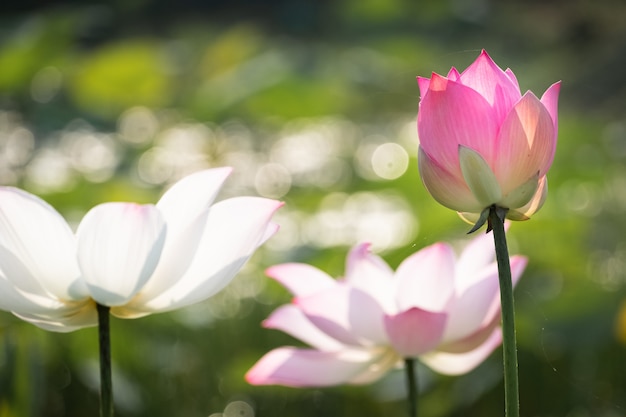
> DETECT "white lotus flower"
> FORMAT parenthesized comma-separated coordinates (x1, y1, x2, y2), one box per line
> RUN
(0, 167, 281, 332)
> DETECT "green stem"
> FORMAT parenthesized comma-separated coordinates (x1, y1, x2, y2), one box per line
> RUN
(97, 303, 114, 417)
(404, 358, 418, 417)
(488, 206, 519, 417)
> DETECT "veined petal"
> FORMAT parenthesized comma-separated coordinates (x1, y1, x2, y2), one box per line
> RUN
(77, 203, 166, 306)
(504, 68, 520, 92)
(421, 327, 502, 375)
(263, 304, 345, 351)
(457, 211, 481, 225)
(480, 255, 527, 323)
(266, 263, 336, 297)
(348, 348, 400, 384)
(384, 307, 447, 357)
(418, 73, 499, 174)
(508, 176, 548, 220)
(459, 50, 521, 123)
(540, 81, 561, 141)
(0, 187, 84, 300)
(418, 148, 483, 213)
(439, 313, 499, 354)
(394, 243, 456, 312)
(13, 299, 97, 333)
(499, 174, 539, 210)
(156, 167, 232, 227)
(344, 243, 395, 312)
(0, 277, 73, 317)
(446, 67, 461, 82)
(494, 91, 555, 195)
(417, 76, 431, 98)
(444, 255, 527, 342)
(245, 346, 388, 387)
(296, 285, 387, 346)
(442, 262, 499, 343)
(128, 197, 282, 314)
(143, 168, 234, 298)
(459, 145, 502, 207)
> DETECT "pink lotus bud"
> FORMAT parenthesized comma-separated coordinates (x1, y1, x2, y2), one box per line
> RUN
(417, 50, 560, 222)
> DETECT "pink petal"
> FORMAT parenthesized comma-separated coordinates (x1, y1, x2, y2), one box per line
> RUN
(417, 76, 431, 97)
(0, 187, 84, 301)
(394, 243, 456, 312)
(245, 347, 390, 387)
(540, 81, 561, 140)
(446, 67, 461, 81)
(344, 243, 395, 312)
(266, 263, 336, 297)
(384, 307, 447, 357)
(77, 203, 166, 306)
(418, 148, 483, 213)
(127, 197, 282, 314)
(421, 327, 502, 375)
(296, 285, 387, 346)
(494, 92, 556, 195)
(263, 304, 345, 351)
(504, 68, 520, 91)
(459, 50, 522, 123)
(418, 73, 499, 175)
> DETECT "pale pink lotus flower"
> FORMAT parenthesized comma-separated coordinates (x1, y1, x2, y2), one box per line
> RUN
(0, 167, 282, 332)
(417, 50, 560, 222)
(245, 232, 527, 387)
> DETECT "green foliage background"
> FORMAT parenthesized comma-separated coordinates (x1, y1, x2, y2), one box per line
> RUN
(1, 0, 626, 416)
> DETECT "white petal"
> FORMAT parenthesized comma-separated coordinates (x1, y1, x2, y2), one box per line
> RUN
(344, 243, 395, 312)
(444, 255, 527, 342)
(394, 243, 456, 312)
(420, 327, 502, 375)
(296, 285, 388, 346)
(455, 231, 496, 281)
(13, 299, 97, 332)
(263, 304, 345, 351)
(246, 346, 392, 387)
(156, 167, 232, 229)
(443, 263, 500, 342)
(135, 169, 234, 302)
(266, 263, 336, 297)
(0, 187, 84, 300)
(77, 203, 166, 306)
(132, 197, 282, 313)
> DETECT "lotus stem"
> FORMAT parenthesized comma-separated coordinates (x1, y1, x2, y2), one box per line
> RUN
(489, 206, 519, 417)
(404, 358, 418, 417)
(97, 303, 114, 417)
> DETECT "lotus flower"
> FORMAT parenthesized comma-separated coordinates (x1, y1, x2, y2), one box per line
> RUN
(0, 167, 281, 332)
(245, 233, 527, 387)
(417, 50, 560, 222)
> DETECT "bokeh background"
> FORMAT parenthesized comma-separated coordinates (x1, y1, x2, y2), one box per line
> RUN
(0, 0, 625, 416)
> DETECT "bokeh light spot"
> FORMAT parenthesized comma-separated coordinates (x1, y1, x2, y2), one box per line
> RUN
(371, 142, 409, 180)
